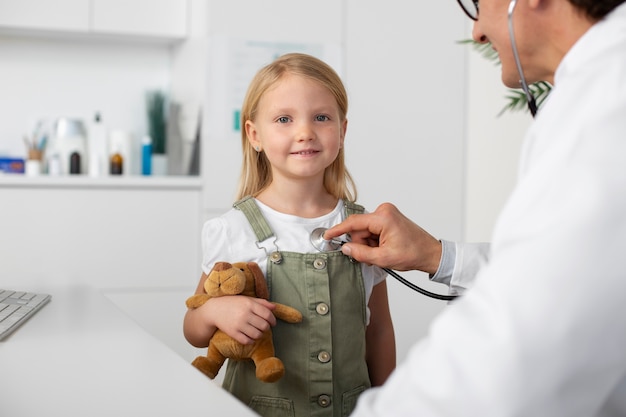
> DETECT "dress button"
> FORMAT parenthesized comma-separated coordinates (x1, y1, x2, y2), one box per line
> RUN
(317, 351, 331, 363)
(313, 258, 327, 269)
(269, 251, 283, 264)
(317, 394, 331, 407)
(316, 303, 329, 315)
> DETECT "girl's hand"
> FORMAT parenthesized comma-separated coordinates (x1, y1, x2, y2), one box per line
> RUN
(205, 295, 277, 345)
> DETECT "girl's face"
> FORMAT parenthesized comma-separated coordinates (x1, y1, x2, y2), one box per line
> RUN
(245, 73, 346, 185)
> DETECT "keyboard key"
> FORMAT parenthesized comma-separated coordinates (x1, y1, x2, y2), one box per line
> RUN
(0, 289, 51, 340)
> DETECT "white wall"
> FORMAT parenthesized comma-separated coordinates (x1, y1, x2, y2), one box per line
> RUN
(464, 29, 532, 241)
(199, 0, 344, 216)
(343, 0, 468, 362)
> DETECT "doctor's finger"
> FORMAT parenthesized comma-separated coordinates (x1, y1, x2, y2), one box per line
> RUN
(340, 242, 383, 268)
(325, 212, 382, 240)
(349, 229, 380, 246)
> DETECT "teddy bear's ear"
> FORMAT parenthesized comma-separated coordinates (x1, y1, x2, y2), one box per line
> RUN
(213, 261, 231, 272)
(248, 262, 269, 300)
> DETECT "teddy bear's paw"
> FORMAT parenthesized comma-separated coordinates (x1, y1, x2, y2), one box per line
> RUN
(256, 357, 285, 383)
(191, 356, 219, 379)
(185, 294, 210, 309)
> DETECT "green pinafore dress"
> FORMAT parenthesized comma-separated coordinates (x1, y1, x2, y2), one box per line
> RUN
(222, 196, 371, 417)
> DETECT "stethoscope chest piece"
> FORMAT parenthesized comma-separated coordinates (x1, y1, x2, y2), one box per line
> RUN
(310, 227, 344, 252)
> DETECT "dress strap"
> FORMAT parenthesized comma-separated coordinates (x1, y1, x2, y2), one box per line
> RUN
(233, 196, 275, 243)
(343, 200, 365, 217)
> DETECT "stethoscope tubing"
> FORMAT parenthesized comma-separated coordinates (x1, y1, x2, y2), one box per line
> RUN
(382, 268, 458, 301)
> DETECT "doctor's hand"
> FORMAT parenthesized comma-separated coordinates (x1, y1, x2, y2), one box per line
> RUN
(324, 202, 442, 275)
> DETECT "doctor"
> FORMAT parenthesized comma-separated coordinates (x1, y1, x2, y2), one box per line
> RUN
(326, 0, 626, 415)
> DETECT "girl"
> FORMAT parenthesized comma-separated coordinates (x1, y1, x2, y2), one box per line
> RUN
(183, 53, 395, 417)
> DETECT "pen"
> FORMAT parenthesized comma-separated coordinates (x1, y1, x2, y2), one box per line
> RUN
(23, 135, 33, 150)
(38, 135, 47, 150)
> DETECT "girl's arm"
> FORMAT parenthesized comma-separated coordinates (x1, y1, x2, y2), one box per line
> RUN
(183, 272, 278, 347)
(365, 280, 396, 386)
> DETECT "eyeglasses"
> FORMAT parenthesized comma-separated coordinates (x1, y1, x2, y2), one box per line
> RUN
(457, 0, 479, 20)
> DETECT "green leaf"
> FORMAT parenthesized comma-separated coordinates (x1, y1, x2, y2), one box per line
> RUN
(146, 90, 168, 154)
(460, 39, 552, 115)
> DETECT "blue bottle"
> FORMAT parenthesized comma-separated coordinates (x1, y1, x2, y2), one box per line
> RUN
(141, 136, 152, 176)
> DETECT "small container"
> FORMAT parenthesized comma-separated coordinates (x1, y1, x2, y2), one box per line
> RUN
(151, 154, 168, 176)
(108, 130, 133, 175)
(26, 148, 43, 176)
(69, 151, 81, 174)
(25, 159, 41, 176)
(110, 147, 123, 175)
(49, 118, 87, 175)
(48, 154, 61, 176)
(141, 135, 152, 176)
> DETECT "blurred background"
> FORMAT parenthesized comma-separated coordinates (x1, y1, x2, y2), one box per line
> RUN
(0, 0, 531, 373)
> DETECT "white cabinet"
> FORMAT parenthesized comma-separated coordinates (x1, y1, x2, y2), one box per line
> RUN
(0, 0, 89, 32)
(0, 176, 202, 289)
(92, 0, 187, 39)
(0, 0, 187, 40)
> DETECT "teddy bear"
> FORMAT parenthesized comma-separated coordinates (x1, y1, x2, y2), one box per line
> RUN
(186, 261, 302, 383)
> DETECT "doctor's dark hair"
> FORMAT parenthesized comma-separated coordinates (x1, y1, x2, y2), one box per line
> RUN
(236, 52, 357, 202)
(569, 0, 626, 20)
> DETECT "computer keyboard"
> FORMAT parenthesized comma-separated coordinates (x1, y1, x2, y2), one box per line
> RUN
(0, 289, 51, 341)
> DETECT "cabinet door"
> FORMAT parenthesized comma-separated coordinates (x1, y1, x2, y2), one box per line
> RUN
(0, 0, 89, 32)
(91, 0, 187, 39)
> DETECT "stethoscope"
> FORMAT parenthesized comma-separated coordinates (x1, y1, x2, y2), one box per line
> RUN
(509, 0, 537, 117)
(310, 228, 458, 301)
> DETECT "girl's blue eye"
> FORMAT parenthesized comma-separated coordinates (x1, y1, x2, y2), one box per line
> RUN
(316, 115, 330, 122)
(277, 116, 290, 123)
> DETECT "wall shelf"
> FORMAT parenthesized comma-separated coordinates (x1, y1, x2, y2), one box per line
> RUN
(0, 175, 202, 190)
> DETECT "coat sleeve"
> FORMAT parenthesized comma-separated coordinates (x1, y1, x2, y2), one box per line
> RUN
(430, 240, 491, 296)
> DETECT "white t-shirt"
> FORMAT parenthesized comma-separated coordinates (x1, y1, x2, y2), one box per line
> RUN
(201, 198, 387, 324)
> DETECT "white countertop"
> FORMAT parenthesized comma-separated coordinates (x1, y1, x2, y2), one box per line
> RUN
(0, 285, 256, 416)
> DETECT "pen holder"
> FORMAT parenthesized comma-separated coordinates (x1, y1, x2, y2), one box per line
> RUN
(26, 149, 43, 176)
(28, 149, 43, 161)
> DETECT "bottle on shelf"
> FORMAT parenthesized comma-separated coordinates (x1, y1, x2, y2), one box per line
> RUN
(88, 112, 108, 177)
(47, 153, 61, 176)
(69, 151, 81, 174)
(141, 135, 152, 176)
(108, 130, 133, 175)
(110, 145, 123, 175)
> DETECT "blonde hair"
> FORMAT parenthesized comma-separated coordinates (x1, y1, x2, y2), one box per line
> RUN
(236, 53, 357, 202)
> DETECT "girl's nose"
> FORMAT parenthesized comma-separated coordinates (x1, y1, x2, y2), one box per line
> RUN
(296, 121, 315, 141)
